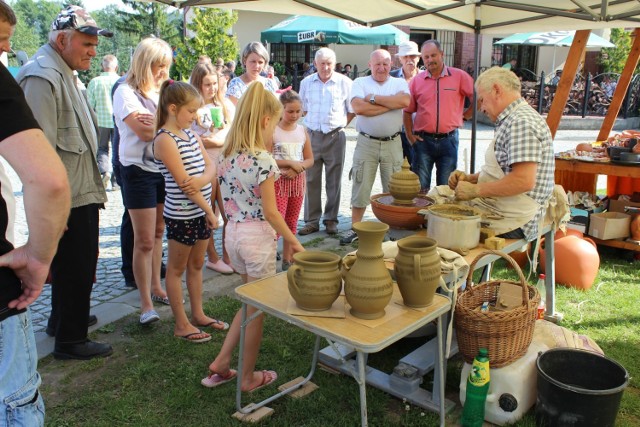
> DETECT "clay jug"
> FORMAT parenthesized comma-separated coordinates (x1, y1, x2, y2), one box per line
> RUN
(388, 158, 421, 205)
(539, 235, 599, 290)
(342, 221, 393, 319)
(394, 236, 444, 307)
(287, 251, 342, 311)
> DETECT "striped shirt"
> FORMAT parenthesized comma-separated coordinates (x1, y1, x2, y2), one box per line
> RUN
(494, 98, 555, 241)
(155, 129, 212, 220)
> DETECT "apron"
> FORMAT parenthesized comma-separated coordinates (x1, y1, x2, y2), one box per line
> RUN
(468, 137, 540, 236)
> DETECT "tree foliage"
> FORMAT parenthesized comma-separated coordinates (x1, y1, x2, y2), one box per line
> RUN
(173, 7, 238, 78)
(600, 28, 634, 74)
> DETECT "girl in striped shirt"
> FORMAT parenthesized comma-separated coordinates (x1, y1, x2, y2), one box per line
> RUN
(153, 80, 228, 343)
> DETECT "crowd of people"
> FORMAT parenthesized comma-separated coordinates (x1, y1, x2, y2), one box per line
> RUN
(0, 2, 557, 424)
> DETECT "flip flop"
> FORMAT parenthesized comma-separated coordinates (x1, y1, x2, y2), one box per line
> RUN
(151, 294, 170, 305)
(198, 319, 229, 331)
(175, 329, 211, 343)
(201, 369, 237, 388)
(246, 370, 278, 393)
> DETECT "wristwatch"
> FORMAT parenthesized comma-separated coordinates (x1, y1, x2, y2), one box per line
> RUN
(369, 95, 376, 105)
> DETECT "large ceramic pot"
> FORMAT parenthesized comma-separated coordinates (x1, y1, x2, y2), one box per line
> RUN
(539, 235, 600, 290)
(388, 158, 421, 205)
(394, 236, 444, 307)
(342, 221, 393, 319)
(287, 251, 342, 311)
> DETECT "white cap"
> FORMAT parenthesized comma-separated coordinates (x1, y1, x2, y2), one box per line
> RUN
(396, 41, 420, 57)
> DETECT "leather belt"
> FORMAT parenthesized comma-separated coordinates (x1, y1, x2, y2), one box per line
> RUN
(359, 131, 401, 141)
(310, 127, 343, 137)
(418, 130, 456, 140)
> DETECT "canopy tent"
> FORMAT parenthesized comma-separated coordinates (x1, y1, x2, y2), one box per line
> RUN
(261, 15, 409, 45)
(494, 30, 615, 73)
(146, 0, 640, 34)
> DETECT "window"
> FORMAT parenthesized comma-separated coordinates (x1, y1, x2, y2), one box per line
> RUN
(269, 43, 325, 71)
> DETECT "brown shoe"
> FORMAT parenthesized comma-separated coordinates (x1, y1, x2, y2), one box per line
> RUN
(298, 224, 319, 236)
(325, 222, 338, 235)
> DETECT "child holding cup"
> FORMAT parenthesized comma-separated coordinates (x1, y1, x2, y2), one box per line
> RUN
(189, 63, 235, 274)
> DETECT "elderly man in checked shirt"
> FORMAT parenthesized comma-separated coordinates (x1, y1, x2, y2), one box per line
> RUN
(298, 47, 355, 236)
(448, 67, 555, 242)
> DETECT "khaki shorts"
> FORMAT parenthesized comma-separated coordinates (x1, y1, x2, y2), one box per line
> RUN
(350, 134, 403, 208)
(225, 221, 277, 278)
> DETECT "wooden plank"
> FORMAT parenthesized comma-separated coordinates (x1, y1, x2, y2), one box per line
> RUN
(546, 29, 590, 138)
(555, 159, 640, 178)
(597, 28, 640, 141)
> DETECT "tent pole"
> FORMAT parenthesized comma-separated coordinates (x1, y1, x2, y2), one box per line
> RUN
(470, 5, 481, 174)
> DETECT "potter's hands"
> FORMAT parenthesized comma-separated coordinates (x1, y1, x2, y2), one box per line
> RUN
(455, 181, 480, 201)
(448, 170, 467, 189)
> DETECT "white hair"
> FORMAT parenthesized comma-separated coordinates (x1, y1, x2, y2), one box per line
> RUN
(102, 54, 118, 71)
(314, 47, 336, 63)
(475, 66, 521, 94)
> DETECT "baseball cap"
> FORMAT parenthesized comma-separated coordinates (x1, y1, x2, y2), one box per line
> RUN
(51, 6, 113, 38)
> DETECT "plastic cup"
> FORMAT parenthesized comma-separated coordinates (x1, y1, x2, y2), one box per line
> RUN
(210, 106, 223, 128)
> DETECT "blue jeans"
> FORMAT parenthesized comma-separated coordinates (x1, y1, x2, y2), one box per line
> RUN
(0, 311, 45, 426)
(412, 130, 459, 191)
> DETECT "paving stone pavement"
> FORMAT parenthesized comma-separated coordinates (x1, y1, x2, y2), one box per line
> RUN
(2, 122, 603, 341)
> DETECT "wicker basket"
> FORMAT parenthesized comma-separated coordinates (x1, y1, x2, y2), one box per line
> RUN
(454, 250, 540, 368)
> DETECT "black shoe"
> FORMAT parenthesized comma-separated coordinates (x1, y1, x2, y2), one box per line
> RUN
(161, 262, 166, 279)
(53, 340, 113, 360)
(46, 314, 98, 337)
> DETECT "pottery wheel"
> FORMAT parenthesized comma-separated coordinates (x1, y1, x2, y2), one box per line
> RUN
(374, 194, 435, 208)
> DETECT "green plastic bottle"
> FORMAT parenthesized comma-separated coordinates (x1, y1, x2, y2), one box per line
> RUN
(461, 348, 490, 427)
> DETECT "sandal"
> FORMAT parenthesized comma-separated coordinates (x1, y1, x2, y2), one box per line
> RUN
(151, 294, 170, 305)
(201, 369, 237, 388)
(245, 370, 278, 393)
(197, 319, 229, 331)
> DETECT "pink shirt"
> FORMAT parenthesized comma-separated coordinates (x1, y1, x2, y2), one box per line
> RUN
(404, 65, 474, 134)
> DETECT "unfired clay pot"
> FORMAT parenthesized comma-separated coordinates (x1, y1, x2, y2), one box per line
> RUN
(388, 158, 421, 205)
(394, 236, 443, 307)
(539, 235, 600, 290)
(342, 221, 393, 319)
(287, 251, 342, 311)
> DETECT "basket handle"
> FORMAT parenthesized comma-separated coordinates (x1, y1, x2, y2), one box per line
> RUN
(464, 249, 529, 304)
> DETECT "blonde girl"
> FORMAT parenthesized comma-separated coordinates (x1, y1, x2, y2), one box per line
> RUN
(153, 80, 228, 343)
(272, 90, 314, 270)
(202, 82, 304, 391)
(190, 63, 235, 274)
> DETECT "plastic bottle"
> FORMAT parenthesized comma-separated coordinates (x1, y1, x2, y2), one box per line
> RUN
(461, 348, 490, 427)
(536, 274, 547, 320)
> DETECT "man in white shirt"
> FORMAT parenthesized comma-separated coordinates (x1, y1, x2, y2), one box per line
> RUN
(340, 49, 410, 245)
(298, 47, 354, 236)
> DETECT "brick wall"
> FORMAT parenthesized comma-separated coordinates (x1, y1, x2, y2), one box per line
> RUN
(455, 32, 477, 75)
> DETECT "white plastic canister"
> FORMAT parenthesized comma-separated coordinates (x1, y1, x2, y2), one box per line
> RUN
(426, 204, 481, 250)
(459, 336, 550, 426)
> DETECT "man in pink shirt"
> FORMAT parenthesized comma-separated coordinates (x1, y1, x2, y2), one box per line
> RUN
(403, 40, 474, 192)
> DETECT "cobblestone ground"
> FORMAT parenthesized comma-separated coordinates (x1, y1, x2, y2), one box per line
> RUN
(4, 123, 599, 333)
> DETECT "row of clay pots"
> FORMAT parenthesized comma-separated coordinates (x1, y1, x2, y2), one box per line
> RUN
(287, 222, 443, 318)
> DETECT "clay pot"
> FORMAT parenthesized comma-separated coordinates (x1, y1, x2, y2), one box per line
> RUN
(370, 193, 434, 230)
(342, 221, 393, 319)
(388, 158, 421, 205)
(287, 251, 343, 311)
(554, 228, 584, 240)
(394, 236, 443, 307)
(539, 235, 600, 290)
(631, 214, 640, 240)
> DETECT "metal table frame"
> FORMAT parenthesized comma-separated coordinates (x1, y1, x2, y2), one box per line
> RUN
(234, 279, 452, 427)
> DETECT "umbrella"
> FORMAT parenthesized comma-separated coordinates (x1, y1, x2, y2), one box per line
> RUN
(261, 15, 409, 45)
(495, 31, 615, 73)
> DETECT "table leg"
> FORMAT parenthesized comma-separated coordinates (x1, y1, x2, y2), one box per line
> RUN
(356, 351, 368, 427)
(543, 228, 563, 323)
(436, 314, 446, 427)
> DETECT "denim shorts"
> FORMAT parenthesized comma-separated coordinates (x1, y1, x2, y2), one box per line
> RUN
(121, 165, 165, 210)
(164, 215, 212, 246)
(0, 310, 45, 426)
(225, 221, 277, 278)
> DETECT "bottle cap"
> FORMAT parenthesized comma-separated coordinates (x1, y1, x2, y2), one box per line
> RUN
(539, 273, 546, 279)
(479, 348, 488, 357)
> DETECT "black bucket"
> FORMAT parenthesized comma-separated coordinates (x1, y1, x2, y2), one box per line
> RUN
(535, 348, 629, 427)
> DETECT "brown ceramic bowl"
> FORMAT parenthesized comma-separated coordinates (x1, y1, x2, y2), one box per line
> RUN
(370, 193, 434, 230)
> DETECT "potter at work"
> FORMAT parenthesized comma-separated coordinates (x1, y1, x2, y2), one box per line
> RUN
(447, 67, 556, 242)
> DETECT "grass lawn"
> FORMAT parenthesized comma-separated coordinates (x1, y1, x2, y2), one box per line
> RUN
(40, 246, 639, 427)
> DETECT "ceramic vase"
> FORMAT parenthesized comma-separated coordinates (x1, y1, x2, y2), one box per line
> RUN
(287, 251, 342, 311)
(342, 221, 393, 319)
(394, 236, 443, 307)
(388, 158, 421, 205)
(539, 235, 600, 290)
